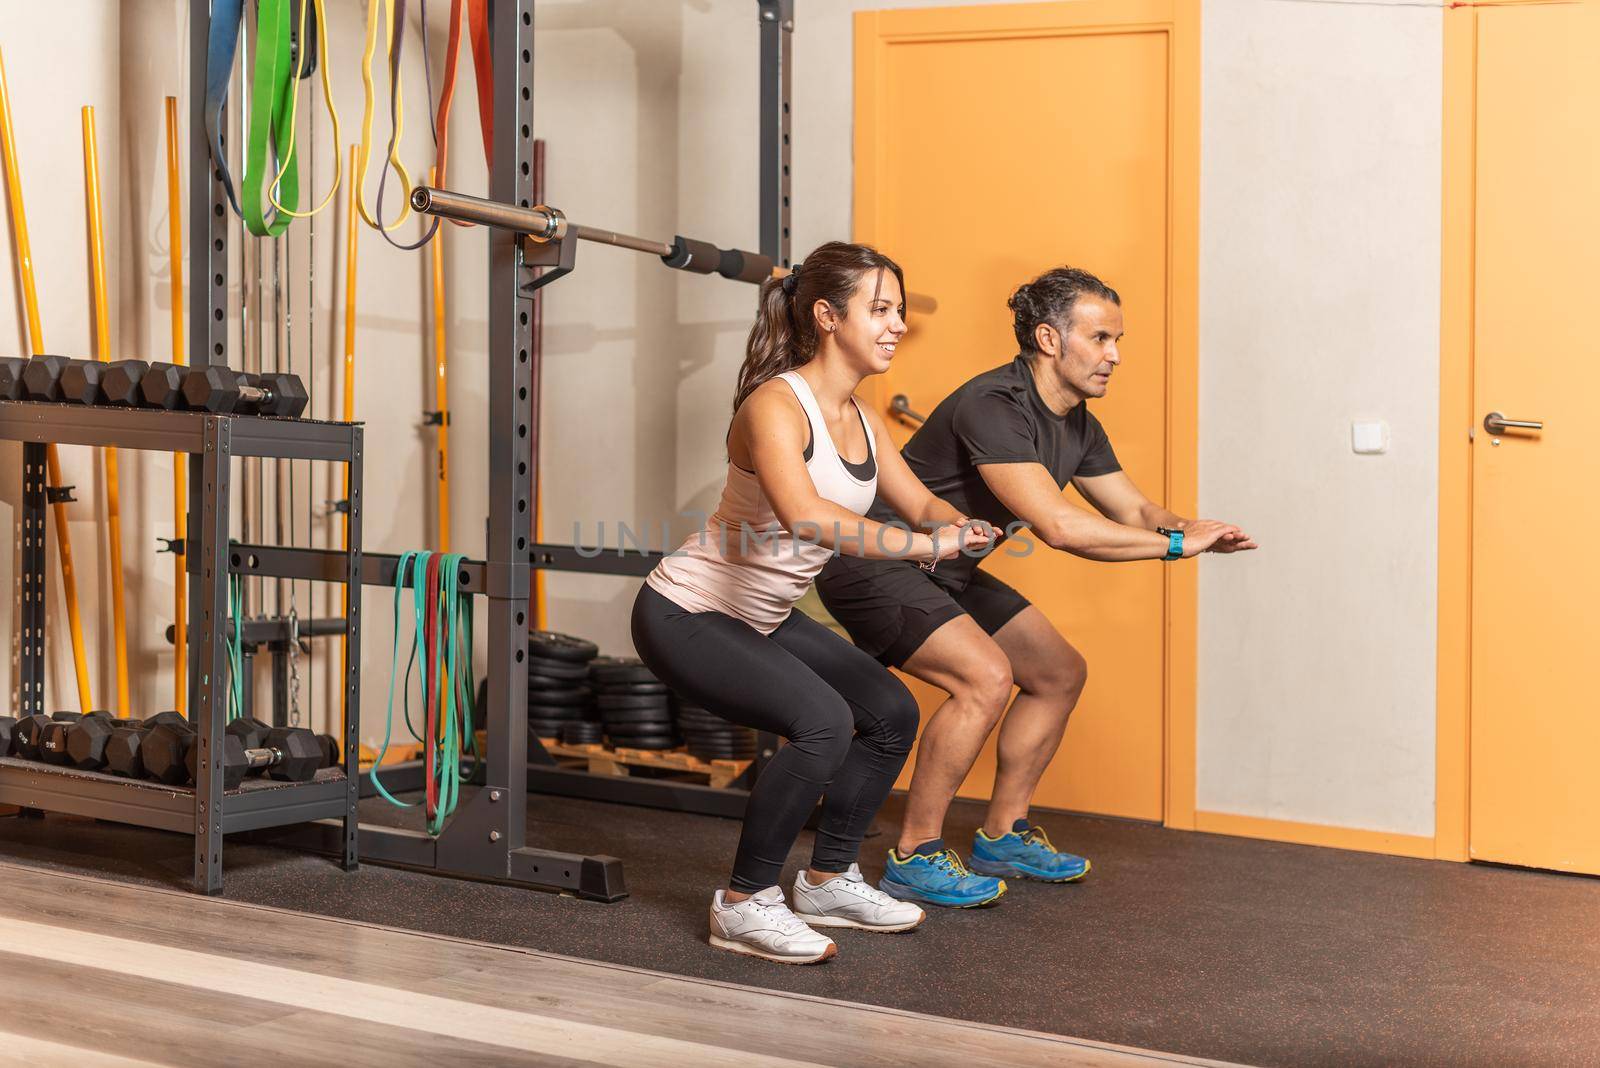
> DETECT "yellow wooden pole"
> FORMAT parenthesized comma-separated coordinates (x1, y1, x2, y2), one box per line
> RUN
(164, 96, 188, 718)
(532, 140, 546, 631)
(82, 106, 130, 717)
(0, 47, 93, 712)
(429, 168, 450, 554)
(427, 168, 455, 733)
(340, 144, 358, 740)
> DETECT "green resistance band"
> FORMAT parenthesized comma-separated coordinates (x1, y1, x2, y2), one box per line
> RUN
(223, 573, 245, 721)
(243, 0, 300, 236)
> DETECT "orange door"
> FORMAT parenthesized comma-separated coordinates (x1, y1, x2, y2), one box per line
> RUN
(1468, 1, 1600, 874)
(854, 1, 1198, 821)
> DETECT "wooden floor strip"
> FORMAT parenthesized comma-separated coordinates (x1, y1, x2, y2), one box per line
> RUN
(0, 861, 1242, 1068)
(0, 1033, 167, 1068)
(0, 915, 812, 1068)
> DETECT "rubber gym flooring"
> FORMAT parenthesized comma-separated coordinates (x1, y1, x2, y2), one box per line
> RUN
(2, 788, 1597, 1067)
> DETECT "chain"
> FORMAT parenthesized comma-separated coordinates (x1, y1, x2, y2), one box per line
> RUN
(288, 607, 302, 725)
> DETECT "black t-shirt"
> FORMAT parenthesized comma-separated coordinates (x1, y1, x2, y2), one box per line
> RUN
(866, 355, 1121, 590)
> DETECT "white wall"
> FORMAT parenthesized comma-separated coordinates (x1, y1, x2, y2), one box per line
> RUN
(0, 0, 1448, 839)
(1, 3, 132, 712)
(1196, 0, 1442, 835)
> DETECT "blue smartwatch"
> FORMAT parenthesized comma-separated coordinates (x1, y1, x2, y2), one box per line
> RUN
(1157, 526, 1184, 561)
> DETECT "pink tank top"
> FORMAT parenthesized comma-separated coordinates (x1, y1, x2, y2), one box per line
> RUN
(646, 372, 879, 634)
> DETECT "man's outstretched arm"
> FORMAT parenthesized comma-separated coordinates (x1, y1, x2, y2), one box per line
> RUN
(1073, 470, 1257, 554)
(980, 463, 1255, 560)
(1072, 470, 1187, 529)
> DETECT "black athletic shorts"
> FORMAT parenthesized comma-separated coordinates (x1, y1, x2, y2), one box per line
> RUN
(814, 558, 1032, 668)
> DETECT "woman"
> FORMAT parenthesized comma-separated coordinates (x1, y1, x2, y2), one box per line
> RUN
(632, 242, 990, 964)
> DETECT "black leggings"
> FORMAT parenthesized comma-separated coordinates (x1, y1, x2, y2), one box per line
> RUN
(632, 585, 920, 893)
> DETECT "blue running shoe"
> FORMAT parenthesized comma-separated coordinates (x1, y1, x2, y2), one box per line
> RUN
(878, 847, 1006, 908)
(970, 823, 1091, 882)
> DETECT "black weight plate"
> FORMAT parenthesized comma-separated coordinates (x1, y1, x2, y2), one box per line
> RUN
(681, 726, 756, 742)
(684, 732, 757, 748)
(601, 706, 674, 724)
(524, 685, 589, 706)
(528, 703, 589, 720)
(684, 726, 755, 741)
(529, 674, 590, 693)
(679, 725, 744, 740)
(596, 693, 672, 711)
(606, 727, 674, 742)
(605, 722, 677, 738)
(601, 722, 675, 738)
(527, 630, 599, 663)
(609, 739, 680, 752)
(680, 728, 742, 743)
(607, 734, 678, 751)
(682, 730, 754, 746)
(528, 719, 574, 737)
(587, 656, 658, 684)
(593, 681, 670, 696)
(560, 722, 604, 741)
(527, 656, 589, 681)
(680, 732, 737, 746)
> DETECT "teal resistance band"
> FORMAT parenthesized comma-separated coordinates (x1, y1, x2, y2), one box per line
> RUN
(221, 573, 245, 721)
(368, 551, 422, 809)
(368, 551, 478, 833)
(428, 546, 476, 831)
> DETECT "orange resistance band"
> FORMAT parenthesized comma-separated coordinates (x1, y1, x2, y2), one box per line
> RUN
(434, 0, 494, 209)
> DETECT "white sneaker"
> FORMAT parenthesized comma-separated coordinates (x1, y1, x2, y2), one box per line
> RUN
(709, 886, 837, 964)
(792, 863, 927, 932)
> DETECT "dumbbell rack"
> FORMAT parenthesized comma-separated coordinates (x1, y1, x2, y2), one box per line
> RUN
(0, 403, 364, 893)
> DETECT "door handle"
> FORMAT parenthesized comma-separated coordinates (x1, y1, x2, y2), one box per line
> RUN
(1483, 411, 1544, 435)
(890, 394, 926, 427)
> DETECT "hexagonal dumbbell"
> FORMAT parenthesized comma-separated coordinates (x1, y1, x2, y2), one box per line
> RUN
(101, 711, 187, 778)
(186, 725, 321, 789)
(140, 721, 197, 785)
(37, 711, 89, 765)
(181, 367, 307, 417)
(100, 360, 150, 406)
(138, 361, 187, 410)
(0, 356, 28, 400)
(59, 360, 105, 405)
(22, 356, 95, 402)
(11, 713, 53, 760)
(0, 714, 16, 756)
(260, 727, 323, 781)
(225, 716, 271, 752)
(62, 711, 132, 770)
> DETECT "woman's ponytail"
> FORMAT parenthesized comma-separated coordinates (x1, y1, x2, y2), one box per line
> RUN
(733, 274, 802, 414)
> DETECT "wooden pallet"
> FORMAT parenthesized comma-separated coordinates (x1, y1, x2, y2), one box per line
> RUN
(538, 739, 751, 790)
(357, 743, 426, 771)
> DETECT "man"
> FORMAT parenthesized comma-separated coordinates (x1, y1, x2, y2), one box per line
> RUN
(815, 266, 1256, 907)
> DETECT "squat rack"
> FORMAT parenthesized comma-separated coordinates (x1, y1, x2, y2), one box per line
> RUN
(243, 0, 798, 888)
